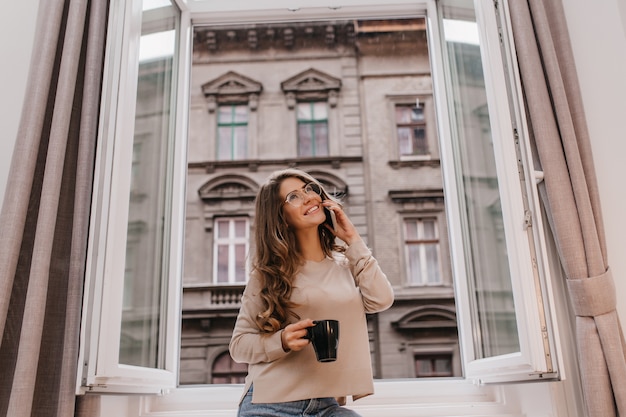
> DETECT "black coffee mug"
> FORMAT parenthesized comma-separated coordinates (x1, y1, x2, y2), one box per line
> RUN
(305, 319, 340, 362)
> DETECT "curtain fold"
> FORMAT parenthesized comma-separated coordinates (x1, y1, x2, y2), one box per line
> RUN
(508, 1, 626, 416)
(0, 1, 107, 416)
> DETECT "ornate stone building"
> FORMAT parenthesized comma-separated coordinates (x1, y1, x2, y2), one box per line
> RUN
(180, 17, 460, 384)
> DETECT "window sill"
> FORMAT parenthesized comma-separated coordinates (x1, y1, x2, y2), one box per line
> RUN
(135, 379, 523, 417)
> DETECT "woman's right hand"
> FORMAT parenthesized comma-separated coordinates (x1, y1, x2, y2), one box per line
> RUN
(281, 319, 315, 352)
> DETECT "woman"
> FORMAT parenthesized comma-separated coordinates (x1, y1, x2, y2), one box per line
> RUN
(229, 168, 394, 416)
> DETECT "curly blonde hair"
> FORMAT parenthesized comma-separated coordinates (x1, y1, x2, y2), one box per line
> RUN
(252, 168, 343, 333)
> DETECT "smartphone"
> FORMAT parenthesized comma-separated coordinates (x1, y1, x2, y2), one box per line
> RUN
(325, 207, 338, 231)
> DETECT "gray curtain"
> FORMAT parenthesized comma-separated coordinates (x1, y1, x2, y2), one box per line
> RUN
(509, 1, 626, 416)
(0, 1, 107, 416)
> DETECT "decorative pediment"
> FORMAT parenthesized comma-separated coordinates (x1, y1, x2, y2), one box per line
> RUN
(198, 174, 258, 203)
(201, 71, 263, 110)
(392, 305, 457, 330)
(280, 68, 341, 105)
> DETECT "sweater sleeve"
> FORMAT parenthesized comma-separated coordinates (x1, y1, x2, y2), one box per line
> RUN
(229, 274, 290, 365)
(345, 239, 394, 313)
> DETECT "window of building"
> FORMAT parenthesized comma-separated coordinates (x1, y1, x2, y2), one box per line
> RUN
(216, 104, 248, 160)
(297, 101, 329, 157)
(213, 217, 249, 284)
(201, 71, 262, 161)
(396, 104, 428, 157)
(387, 95, 439, 166)
(404, 217, 442, 286)
(78, 0, 183, 393)
(415, 353, 453, 378)
(211, 351, 248, 384)
(281, 68, 341, 158)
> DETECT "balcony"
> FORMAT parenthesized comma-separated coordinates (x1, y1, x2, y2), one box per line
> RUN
(182, 284, 245, 316)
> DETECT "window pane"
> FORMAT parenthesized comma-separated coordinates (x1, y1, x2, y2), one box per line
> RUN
(412, 127, 427, 155)
(217, 105, 233, 122)
(235, 244, 246, 282)
(397, 128, 413, 155)
(408, 244, 422, 285)
(405, 219, 418, 239)
(217, 220, 229, 238)
(234, 219, 246, 237)
(411, 105, 424, 121)
(119, 0, 179, 368)
(415, 359, 431, 376)
(395, 106, 412, 123)
(232, 104, 248, 123)
(217, 127, 233, 160)
(313, 122, 329, 156)
(298, 124, 313, 156)
(443, 15, 519, 357)
(435, 358, 452, 374)
(233, 126, 247, 159)
(216, 245, 228, 283)
(425, 244, 440, 284)
(297, 102, 312, 119)
(422, 219, 436, 238)
(312, 101, 328, 120)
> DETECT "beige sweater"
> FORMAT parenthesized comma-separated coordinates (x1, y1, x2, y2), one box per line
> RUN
(229, 239, 394, 404)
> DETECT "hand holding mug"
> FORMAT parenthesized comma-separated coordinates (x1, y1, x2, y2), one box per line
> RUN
(281, 319, 316, 352)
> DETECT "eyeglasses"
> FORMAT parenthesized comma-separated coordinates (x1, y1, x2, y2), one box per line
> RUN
(283, 182, 322, 207)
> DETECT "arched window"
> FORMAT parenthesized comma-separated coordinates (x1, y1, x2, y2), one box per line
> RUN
(211, 351, 247, 384)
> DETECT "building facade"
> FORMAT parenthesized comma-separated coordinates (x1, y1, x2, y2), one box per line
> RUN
(179, 18, 460, 385)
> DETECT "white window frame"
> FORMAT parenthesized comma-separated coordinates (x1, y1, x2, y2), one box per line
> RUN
(212, 217, 250, 284)
(78, 0, 577, 414)
(431, 0, 561, 383)
(76, 0, 190, 394)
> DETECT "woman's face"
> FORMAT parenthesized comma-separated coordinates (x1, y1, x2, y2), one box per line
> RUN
(279, 177, 326, 231)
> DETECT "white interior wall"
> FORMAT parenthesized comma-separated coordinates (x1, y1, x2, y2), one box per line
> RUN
(561, 0, 626, 325)
(0, 0, 39, 204)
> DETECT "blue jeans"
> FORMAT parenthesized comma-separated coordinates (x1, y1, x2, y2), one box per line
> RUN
(238, 385, 362, 417)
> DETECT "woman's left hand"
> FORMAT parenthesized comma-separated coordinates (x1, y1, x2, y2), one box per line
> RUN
(322, 200, 361, 245)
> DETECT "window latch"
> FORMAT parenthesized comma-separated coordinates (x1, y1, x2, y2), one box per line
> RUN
(523, 210, 532, 229)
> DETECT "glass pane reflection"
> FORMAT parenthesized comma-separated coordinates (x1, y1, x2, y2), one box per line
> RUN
(441, 7, 520, 357)
(119, 0, 179, 368)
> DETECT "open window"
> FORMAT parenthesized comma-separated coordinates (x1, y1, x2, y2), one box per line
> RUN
(77, 0, 188, 393)
(432, 1, 559, 382)
(78, 0, 562, 407)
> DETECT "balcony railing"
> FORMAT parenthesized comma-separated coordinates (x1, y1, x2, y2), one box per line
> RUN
(182, 284, 245, 312)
